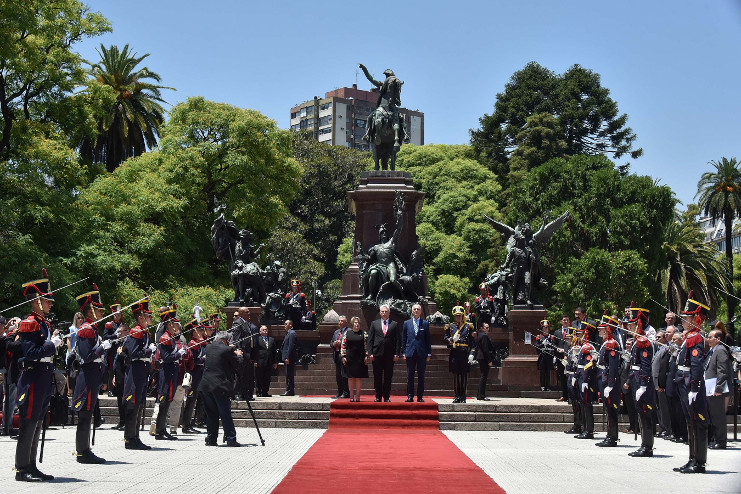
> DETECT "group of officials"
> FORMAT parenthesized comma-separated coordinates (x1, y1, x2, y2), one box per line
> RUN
(534, 296, 737, 474)
(2, 270, 305, 482)
(330, 302, 497, 404)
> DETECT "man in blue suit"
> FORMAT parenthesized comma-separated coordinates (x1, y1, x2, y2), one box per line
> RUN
(402, 304, 431, 402)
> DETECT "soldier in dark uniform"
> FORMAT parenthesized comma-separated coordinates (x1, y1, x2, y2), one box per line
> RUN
(71, 284, 111, 463)
(596, 315, 622, 447)
(673, 295, 710, 474)
(284, 280, 307, 331)
(14, 269, 62, 482)
(627, 306, 656, 457)
(181, 318, 207, 433)
(575, 321, 598, 439)
(102, 302, 123, 393)
(111, 323, 130, 430)
(153, 306, 184, 440)
(444, 305, 474, 403)
(535, 319, 555, 391)
(564, 327, 583, 434)
(473, 283, 494, 329)
(303, 300, 317, 331)
(123, 297, 155, 450)
(666, 332, 687, 443)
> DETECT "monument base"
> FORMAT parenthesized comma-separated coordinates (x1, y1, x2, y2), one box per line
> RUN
(498, 308, 546, 390)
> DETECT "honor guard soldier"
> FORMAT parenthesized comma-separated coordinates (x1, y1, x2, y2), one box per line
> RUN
(153, 306, 184, 440)
(14, 269, 62, 482)
(72, 284, 111, 464)
(575, 321, 598, 439)
(564, 327, 584, 434)
(597, 314, 622, 447)
(103, 302, 123, 392)
(181, 318, 207, 433)
(284, 280, 307, 331)
(535, 320, 555, 391)
(444, 305, 474, 403)
(123, 296, 155, 450)
(473, 283, 494, 328)
(674, 294, 710, 474)
(628, 305, 656, 457)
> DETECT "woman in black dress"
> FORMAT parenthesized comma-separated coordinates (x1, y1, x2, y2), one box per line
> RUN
(341, 316, 368, 402)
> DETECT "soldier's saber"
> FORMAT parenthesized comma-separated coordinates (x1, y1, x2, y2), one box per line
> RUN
(1, 277, 89, 313)
(39, 411, 48, 463)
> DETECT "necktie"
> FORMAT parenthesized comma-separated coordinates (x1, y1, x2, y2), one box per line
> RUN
(383, 320, 387, 336)
(264, 336, 268, 345)
(414, 319, 418, 336)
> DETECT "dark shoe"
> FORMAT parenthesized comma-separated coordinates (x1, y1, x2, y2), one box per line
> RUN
(405, 396, 414, 402)
(557, 397, 567, 402)
(340, 393, 350, 398)
(125, 440, 149, 450)
(374, 398, 381, 402)
(280, 392, 294, 396)
(384, 398, 390, 402)
(564, 426, 582, 434)
(114, 423, 125, 431)
(628, 447, 653, 457)
(77, 450, 106, 464)
(709, 443, 727, 450)
(181, 426, 199, 434)
(452, 397, 461, 403)
(28, 466, 54, 480)
(671, 436, 687, 443)
(135, 437, 152, 449)
(350, 398, 355, 402)
(94, 416, 105, 428)
(155, 431, 178, 441)
(205, 438, 217, 446)
(226, 440, 241, 447)
(596, 437, 617, 447)
(575, 432, 594, 439)
(245, 396, 254, 401)
(680, 463, 705, 474)
(108, 391, 115, 397)
(333, 394, 342, 398)
(674, 459, 695, 472)
(417, 398, 424, 403)
(263, 393, 272, 397)
(540, 387, 545, 391)
(15, 469, 44, 482)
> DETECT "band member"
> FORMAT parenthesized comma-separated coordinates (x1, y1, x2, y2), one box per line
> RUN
(473, 283, 494, 328)
(627, 305, 656, 457)
(674, 295, 710, 474)
(564, 327, 583, 434)
(535, 319, 555, 391)
(575, 321, 597, 439)
(153, 306, 184, 440)
(103, 302, 124, 392)
(111, 323, 130, 430)
(71, 285, 111, 463)
(444, 305, 474, 403)
(181, 318, 208, 433)
(284, 280, 307, 331)
(14, 269, 62, 482)
(596, 314, 622, 447)
(123, 296, 155, 450)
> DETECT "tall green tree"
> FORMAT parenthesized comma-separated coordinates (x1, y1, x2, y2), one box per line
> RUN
(696, 157, 741, 339)
(80, 44, 172, 172)
(659, 216, 728, 314)
(471, 62, 642, 183)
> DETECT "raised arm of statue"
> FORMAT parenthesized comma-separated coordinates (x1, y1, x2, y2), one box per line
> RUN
(359, 63, 382, 88)
(392, 192, 404, 245)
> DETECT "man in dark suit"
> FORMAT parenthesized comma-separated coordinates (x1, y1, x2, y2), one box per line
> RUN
(367, 305, 400, 402)
(230, 307, 258, 401)
(331, 316, 350, 398)
(254, 325, 278, 397)
(281, 320, 297, 396)
(402, 304, 431, 402)
(475, 322, 496, 400)
(199, 331, 243, 447)
(705, 329, 732, 449)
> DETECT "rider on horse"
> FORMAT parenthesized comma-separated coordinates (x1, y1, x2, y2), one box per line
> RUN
(359, 64, 409, 147)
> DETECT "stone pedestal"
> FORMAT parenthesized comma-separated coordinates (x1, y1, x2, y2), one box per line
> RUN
(329, 170, 437, 329)
(224, 306, 262, 329)
(499, 308, 546, 389)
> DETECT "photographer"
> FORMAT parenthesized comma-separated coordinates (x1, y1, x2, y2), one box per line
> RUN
(200, 331, 243, 447)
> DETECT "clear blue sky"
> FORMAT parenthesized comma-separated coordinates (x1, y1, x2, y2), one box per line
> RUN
(77, 1, 741, 208)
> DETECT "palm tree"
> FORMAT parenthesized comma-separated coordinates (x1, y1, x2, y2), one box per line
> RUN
(659, 216, 729, 314)
(696, 157, 741, 340)
(80, 44, 173, 172)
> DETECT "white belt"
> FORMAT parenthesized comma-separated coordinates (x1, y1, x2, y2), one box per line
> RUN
(577, 365, 585, 369)
(597, 365, 605, 370)
(93, 358, 103, 363)
(565, 370, 574, 375)
(39, 357, 52, 363)
(631, 365, 640, 371)
(132, 357, 150, 362)
(677, 365, 690, 372)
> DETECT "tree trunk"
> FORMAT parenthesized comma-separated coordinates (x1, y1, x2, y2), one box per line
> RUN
(724, 210, 736, 342)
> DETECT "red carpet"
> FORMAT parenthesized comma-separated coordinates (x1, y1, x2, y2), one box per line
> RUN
(273, 402, 506, 493)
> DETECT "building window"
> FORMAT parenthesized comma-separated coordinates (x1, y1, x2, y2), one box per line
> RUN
(355, 119, 366, 128)
(319, 103, 331, 111)
(319, 127, 332, 135)
(306, 106, 314, 116)
(319, 115, 331, 126)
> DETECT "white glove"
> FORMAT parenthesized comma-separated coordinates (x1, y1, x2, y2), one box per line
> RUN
(51, 336, 63, 349)
(604, 386, 612, 397)
(101, 340, 112, 351)
(178, 347, 186, 356)
(581, 382, 587, 392)
(148, 343, 157, 351)
(636, 386, 646, 402)
(468, 354, 474, 364)
(688, 391, 698, 404)
(571, 377, 576, 386)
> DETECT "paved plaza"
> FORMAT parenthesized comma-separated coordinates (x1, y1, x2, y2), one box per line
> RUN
(1, 423, 738, 493)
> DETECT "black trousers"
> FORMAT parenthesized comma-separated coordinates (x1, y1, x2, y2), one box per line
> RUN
(556, 360, 568, 399)
(155, 399, 171, 434)
(539, 366, 551, 390)
(656, 389, 671, 433)
(372, 357, 395, 400)
(235, 361, 254, 399)
(668, 394, 686, 439)
(406, 354, 427, 399)
(285, 362, 295, 394)
(638, 408, 654, 449)
(572, 402, 583, 429)
(707, 394, 727, 446)
(606, 403, 618, 440)
(334, 361, 348, 396)
(202, 391, 236, 443)
(477, 361, 490, 399)
(76, 409, 93, 453)
(622, 386, 637, 431)
(255, 365, 273, 396)
(182, 392, 197, 428)
(124, 401, 145, 442)
(582, 401, 594, 433)
(14, 418, 43, 471)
